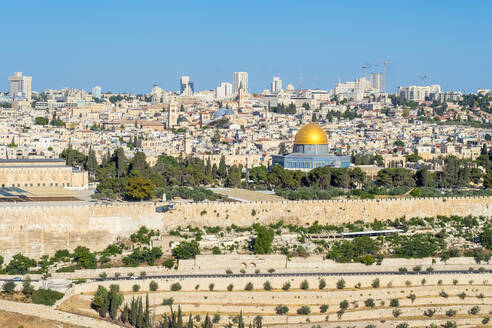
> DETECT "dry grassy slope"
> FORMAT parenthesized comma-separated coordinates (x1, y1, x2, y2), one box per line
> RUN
(61, 273, 492, 327)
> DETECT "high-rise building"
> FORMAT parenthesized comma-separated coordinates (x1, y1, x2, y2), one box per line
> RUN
(8, 72, 32, 101)
(271, 76, 282, 93)
(92, 86, 102, 99)
(167, 99, 178, 128)
(180, 76, 194, 96)
(369, 73, 382, 91)
(215, 82, 233, 99)
(397, 85, 441, 101)
(233, 72, 248, 94)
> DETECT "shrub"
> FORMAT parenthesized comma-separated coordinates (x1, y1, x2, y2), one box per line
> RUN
(2, 281, 16, 294)
(445, 309, 456, 317)
(364, 298, 375, 308)
(282, 282, 291, 291)
(170, 283, 182, 291)
(319, 278, 326, 290)
(412, 265, 422, 272)
(163, 258, 175, 269)
(336, 278, 345, 289)
(398, 267, 408, 273)
(337, 309, 345, 318)
(392, 309, 402, 318)
(245, 282, 253, 291)
(426, 266, 434, 273)
(452, 279, 458, 285)
(275, 305, 289, 315)
(149, 281, 158, 291)
(132, 284, 140, 292)
(371, 278, 380, 288)
(482, 317, 490, 325)
(162, 297, 174, 306)
(209, 283, 215, 291)
(225, 269, 232, 274)
(469, 305, 480, 315)
(300, 280, 309, 290)
(32, 289, 64, 306)
(320, 304, 328, 313)
(390, 298, 399, 307)
(339, 300, 349, 310)
(424, 308, 436, 317)
(227, 284, 233, 291)
(439, 290, 449, 298)
(99, 272, 107, 279)
(458, 292, 466, 299)
(263, 281, 272, 291)
(408, 293, 416, 303)
(297, 306, 311, 315)
(255, 269, 260, 274)
(396, 323, 409, 328)
(22, 278, 35, 297)
(268, 268, 275, 273)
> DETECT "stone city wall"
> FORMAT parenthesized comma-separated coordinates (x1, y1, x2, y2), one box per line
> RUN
(0, 196, 490, 259)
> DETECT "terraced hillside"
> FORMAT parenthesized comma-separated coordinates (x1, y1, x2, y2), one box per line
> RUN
(60, 273, 492, 327)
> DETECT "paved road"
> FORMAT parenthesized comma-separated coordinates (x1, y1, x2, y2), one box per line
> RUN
(2, 269, 489, 283)
(94, 269, 492, 282)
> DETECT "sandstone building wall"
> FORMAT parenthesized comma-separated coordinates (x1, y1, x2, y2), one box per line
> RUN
(0, 196, 490, 259)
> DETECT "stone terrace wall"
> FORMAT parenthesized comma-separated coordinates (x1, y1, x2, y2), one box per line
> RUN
(0, 196, 490, 260)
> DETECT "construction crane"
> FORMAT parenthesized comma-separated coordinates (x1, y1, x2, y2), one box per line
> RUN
(376, 60, 389, 92)
(361, 63, 371, 78)
(419, 75, 427, 86)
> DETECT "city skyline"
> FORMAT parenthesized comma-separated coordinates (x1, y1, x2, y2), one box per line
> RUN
(1, 1, 491, 94)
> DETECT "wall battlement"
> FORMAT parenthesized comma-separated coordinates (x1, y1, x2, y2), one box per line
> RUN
(0, 196, 490, 260)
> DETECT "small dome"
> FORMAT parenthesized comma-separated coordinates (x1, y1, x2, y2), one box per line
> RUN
(294, 123, 328, 145)
(213, 108, 235, 119)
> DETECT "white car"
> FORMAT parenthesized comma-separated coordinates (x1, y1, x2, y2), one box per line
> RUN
(130, 275, 139, 280)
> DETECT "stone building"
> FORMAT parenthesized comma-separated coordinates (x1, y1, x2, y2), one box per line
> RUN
(0, 159, 88, 189)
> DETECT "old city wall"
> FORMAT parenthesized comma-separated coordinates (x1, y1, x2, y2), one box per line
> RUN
(0, 196, 490, 259)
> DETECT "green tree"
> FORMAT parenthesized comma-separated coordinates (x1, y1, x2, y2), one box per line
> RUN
(480, 227, 492, 249)
(86, 148, 98, 173)
(2, 281, 16, 294)
(253, 226, 274, 254)
(218, 155, 227, 179)
(5, 253, 36, 274)
(34, 116, 49, 125)
(172, 240, 200, 259)
(91, 285, 109, 317)
(73, 246, 97, 269)
(125, 176, 155, 200)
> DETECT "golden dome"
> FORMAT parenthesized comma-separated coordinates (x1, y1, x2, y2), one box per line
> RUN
(294, 123, 328, 145)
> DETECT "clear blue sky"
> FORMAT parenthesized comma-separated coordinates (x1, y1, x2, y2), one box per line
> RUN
(1, 0, 491, 94)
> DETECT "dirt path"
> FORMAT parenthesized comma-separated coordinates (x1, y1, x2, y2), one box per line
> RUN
(0, 299, 120, 328)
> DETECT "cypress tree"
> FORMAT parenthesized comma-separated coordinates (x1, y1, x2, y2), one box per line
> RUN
(86, 147, 98, 173)
(211, 163, 218, 178)
(130, 297, 137, 326)
(202, 313, 212, 328)
(206, 157, 212, 175)
(186, 314, 193, 328)
(238, 311, 245, 328)
(143, 294, 150, 328)
(218, 155, 227, 179)
(176, 305, 183, 328)
(137, 296, 144, 328)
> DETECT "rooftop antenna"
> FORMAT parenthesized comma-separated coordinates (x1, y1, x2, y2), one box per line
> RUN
(419, 75, 427, 86)
(376, 60, 389, 92)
